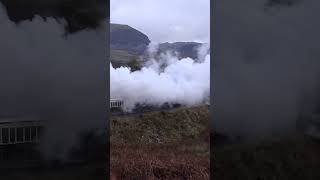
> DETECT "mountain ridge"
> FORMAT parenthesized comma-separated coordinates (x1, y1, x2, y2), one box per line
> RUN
(110, 23, 207, 70)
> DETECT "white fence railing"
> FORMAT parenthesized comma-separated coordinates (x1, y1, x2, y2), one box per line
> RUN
(110, 99, 123, 109)
(0, 120, 44, 145)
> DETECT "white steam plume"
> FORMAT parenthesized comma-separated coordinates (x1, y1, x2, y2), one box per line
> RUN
(110, 43, 210, 111)
(0, 4, 107, 160)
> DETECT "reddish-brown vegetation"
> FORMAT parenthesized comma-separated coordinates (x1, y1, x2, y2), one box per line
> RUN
(111, 143, 209, 179)
(110, 106, 210, 179)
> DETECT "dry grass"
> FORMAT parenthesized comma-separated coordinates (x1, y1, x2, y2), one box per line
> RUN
(111, 143, 209, 179)
(110, 106, 210, 179)
(110, 106, 210, 144)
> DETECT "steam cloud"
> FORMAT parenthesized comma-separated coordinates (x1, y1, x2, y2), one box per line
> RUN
(110, 44, 210, 111)
(213, 0, 320, 140)
(0, 0, 108, 33)
(0, 4, 107, 160)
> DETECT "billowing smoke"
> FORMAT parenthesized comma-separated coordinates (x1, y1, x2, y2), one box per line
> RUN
(213, 0, 320, 140)
(0, 0, 108, 33)
(110, 43, 210, 111)
(0, 4, 107, 160)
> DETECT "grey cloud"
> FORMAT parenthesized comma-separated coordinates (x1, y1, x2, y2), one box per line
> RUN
(111, 0, 210, 43)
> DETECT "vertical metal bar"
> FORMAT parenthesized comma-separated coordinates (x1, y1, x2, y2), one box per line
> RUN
(15, 127, 17, 143)
(23, 127, 25, 143)
(0, 128, 2, 145)
(35, 126, 38, 142)
(29, 128, 32, 142)
(8, 128, 10, 144)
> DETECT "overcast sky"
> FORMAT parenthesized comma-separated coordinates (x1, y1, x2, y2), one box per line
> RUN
(110, 0, 210, 43)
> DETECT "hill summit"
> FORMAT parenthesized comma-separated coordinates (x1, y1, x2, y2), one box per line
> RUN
(110, 23, 206, 69)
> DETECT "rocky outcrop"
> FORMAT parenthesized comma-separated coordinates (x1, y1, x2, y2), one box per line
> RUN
(110, 24, 207, 66)
(158, 42, 203, 59)
(110, 23, 151, 55)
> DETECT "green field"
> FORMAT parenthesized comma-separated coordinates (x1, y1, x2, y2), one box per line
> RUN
(110, 49, 142, 70)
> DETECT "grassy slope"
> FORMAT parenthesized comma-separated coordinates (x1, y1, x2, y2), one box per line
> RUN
(110, 105, 210, 179)
(110, 49, 141, 69)
(110, 23, 144, 69)
(110, 105, 210, 144)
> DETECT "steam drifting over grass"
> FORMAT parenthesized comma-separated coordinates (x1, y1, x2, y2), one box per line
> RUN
(110, 44, 210, 111)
